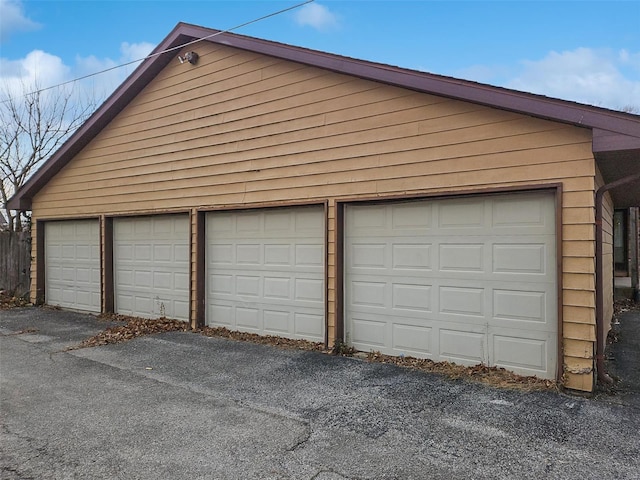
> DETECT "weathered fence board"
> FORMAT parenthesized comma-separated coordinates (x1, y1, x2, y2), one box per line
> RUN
(0, 230, 31, 297)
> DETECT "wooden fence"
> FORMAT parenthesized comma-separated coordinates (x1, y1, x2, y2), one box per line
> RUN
(0, 230, 31, 297)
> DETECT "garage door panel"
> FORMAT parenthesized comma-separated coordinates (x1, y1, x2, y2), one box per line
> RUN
(350, 280, 388, 308)
(391, 202, 433, 229)
(153, 271, 173, 289)
(174, 272, 189, 291)
(134, 296, 153, 314)
(439, 244, 485, 272)
(392, 323, 433, 356)
(351, 243, 387, 269)
(265, 244, 291, 265)
(45, 220, 101, 313)
(439, 286, 485, 317)
(210, 304, 234, 326)
(210, 244, 234, 264)
(294, 312, 324, 339)
(210, 274, 233, 295)
(153, 244, 172, 261)
(392, 284, 432, 312)
(489, 327, 553, 375)
(264, 277, 291, 299)
(351, 317, 387, 349)
(392, 243, 433, 270)
(492, 195, 554, 232)
(264, 310, 289, 334)
(295, 244, 323, 267)
(237, 275, 260, 297)
(237, 307, 260, 330)
(295, 277, 323, 302)
(114, 215, 189, 321)
(439, 329, 486, 365)
(439, 200, 486, 228)
(207, 206, 325, 342)
(237, 244, 260, 264)
(492, 336, 547, 373)
(493, 289, 548, 324)
(345, 192, 557, 379)
(492, 243, 548, 274)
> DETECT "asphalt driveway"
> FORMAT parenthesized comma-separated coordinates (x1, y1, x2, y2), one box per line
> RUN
(1, 307, 640, 480)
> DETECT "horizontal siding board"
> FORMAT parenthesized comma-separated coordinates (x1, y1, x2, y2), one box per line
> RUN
(564, 357, 594, 376)
(563, 207, 595, 224)
(103, 85, 440, 146)
(96, 71, 360, 144)
(41, 149, 595, 201)
(563, 191, 595, 208)
(38, 130, 594, 192)
(563, 305, 596, 324)
(563, 322, 597, 341)
(562, 224, 594, 241)
(564, 372, 592, 392)
(35, 164, 593, 211)
(117, 74, 365, 138)
(60, 108, 588, 176)
(563, 257, 595, 274)
(563, 273, 596, 291)
(563, 289, 596, 308)
(564, 339, 594, 358)
(563, 240, 595, 257)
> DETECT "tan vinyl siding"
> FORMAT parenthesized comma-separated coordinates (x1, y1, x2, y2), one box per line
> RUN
(596, 167, 615, 338)
(30, 42, 601, 390)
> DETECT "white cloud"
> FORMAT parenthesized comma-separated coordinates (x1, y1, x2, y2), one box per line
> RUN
(120, 41, 156, 63)
(506, 48, 640, 110)
(0, 50, 70, 97)
(0, 0, 40, 42)
(0, 41, 156, 105)
(294, 3, 339, 31)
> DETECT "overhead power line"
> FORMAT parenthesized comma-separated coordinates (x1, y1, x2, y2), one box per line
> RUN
(1, 0, 314, 101)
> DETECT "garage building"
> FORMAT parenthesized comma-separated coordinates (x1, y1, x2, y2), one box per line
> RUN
(9, 23, 640, 392)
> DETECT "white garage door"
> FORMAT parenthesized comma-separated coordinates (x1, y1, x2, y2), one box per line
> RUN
(114, 215, 190, 321)
(207, 206, 325, 342)
(45, 219, 101, 312)
(345, 192, 557, 379)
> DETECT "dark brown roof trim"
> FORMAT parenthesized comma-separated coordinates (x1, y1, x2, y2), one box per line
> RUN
(593, 128, 640, 153)
(9, 22, 640, 210)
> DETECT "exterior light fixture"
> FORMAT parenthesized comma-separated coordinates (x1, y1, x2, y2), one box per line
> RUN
(178, 51, 199, 65)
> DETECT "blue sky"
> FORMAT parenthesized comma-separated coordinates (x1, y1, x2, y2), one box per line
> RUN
(1, 0, 639, 110)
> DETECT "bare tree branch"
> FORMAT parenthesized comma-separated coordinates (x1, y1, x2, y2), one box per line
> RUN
(0, 79, 97, 231)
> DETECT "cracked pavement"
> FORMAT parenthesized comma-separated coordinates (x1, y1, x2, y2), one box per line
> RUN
(2, 307, 640, 479)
